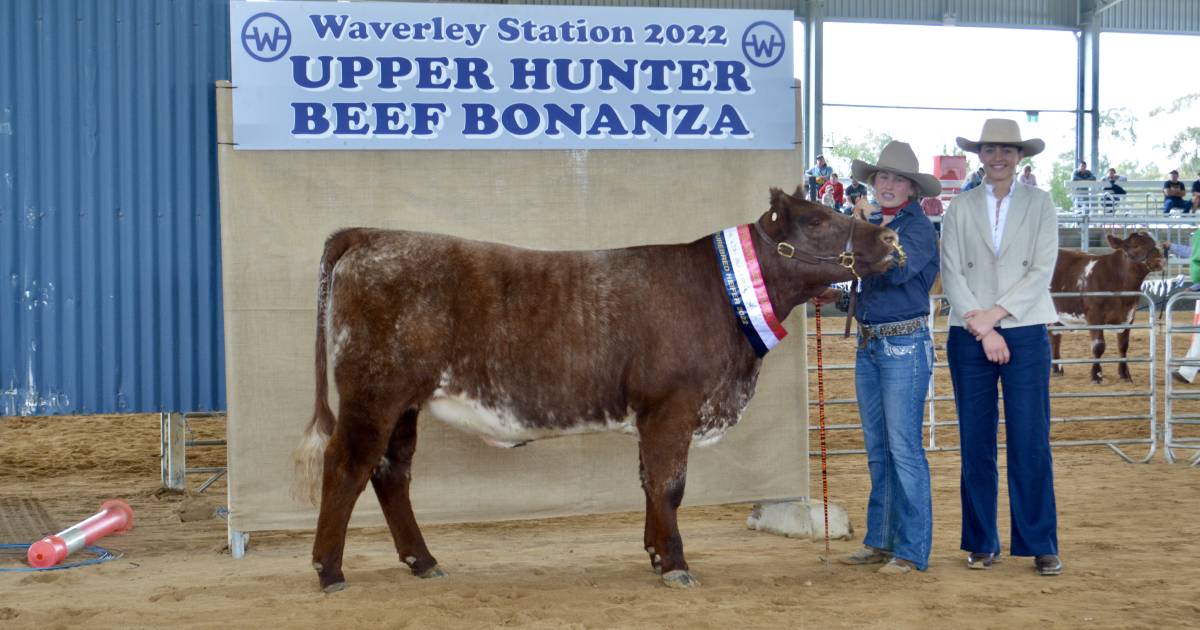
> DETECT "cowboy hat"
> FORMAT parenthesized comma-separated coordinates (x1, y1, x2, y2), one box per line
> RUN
(850, 141, 942, 198)
(956, 118, 1045, 157)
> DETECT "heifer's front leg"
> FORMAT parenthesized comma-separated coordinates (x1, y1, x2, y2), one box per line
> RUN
(1090, 329, 1107, 384)
(637, 410, 698, 588)
(371, 408, 445, 579)
(312, 402, 395, 593)
(1049, 330, 1064, 376)
(1116, 327, 1133, 382)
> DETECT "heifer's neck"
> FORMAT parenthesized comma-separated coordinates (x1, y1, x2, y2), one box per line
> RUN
(748, 228, 834, 322)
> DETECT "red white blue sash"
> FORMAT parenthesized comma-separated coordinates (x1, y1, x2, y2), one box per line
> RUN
(713, 225, 788, 357)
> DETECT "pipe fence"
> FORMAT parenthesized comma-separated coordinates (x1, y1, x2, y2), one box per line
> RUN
(807, 291, 1157, 463)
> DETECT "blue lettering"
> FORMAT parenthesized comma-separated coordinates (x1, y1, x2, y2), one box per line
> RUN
(337, 56, 374, 89)
(502, 103, 540, 136)
(454, 58, 494, 91)
(463, 103, 499, 135)
(410, 103, 447, 136)
(596, 59, 636, 92)
(415, 57, 452, 90)
(510, 58, 552, 90)
(291, 103, 330, 135)
(309, 14, 348, 39)
(292, 56, 333, 89)
(715, 61, 752, 93)
(372, 103, 409, 135)
(497, 17, 520, 42)
(587, 104, 629, 136)
(678, 61, 712, 92)
(378, 57, 414, 90)
(332, 102, 370, 135)
(630, 104, 670, 136)
(544, 104, 585, 137)
(711, 105, 750, 136)
(673, 104, 707, 136)
(554, 59, 592, 91)
(639, 60, 677, 92)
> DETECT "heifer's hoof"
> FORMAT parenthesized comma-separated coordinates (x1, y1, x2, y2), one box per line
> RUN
(416, 564, 447, 579)
(1051, 369, 1064, 378)
(662, 570, 700, 589)
(321, 580, 347, 594)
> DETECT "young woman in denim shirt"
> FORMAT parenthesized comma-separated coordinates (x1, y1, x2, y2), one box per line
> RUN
(817, 141, 941, 574)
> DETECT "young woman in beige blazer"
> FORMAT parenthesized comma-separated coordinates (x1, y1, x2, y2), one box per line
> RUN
(939, 119, 1062, 577)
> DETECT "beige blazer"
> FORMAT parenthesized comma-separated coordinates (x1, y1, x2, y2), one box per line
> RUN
(940, 182, 1059, 328)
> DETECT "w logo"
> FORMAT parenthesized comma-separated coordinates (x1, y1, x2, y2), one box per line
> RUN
(241, 13, 291, 62)
(741, 21, 785, 68)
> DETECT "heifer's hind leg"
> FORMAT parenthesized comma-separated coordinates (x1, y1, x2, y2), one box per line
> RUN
(637, 407, 698, 588)
(370, 408, 444, 579)
(312, 399, 397, 593)
(1090, 329, 1107, 384)
(1050, 330, 1064, 376)
(1117, 327, 1133, 382)
(639, 454, 661, 575)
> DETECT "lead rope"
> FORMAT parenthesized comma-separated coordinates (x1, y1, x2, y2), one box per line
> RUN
(814, 303, 832, 565)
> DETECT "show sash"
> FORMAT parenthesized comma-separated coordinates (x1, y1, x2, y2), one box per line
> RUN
(713, 225, 788, 357)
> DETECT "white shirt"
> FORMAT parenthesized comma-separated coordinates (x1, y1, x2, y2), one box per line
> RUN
(984, 180, 1016, 255)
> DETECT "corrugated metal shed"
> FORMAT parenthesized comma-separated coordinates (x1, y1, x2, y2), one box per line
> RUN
(823, 0, 1077, 30)
(0, 0, 229, 415)
(1097, 0, 1200, 35)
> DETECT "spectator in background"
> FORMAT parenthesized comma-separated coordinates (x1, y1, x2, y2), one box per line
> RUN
(806, 155, 832, 202)
(1018, 165, 1038, 187)
(962, 166, 985, 192)
(1102, 167, 1127, 214)
(1072, 161, 1096, 181)
(1164, 170, 1194, 214)
(845, 175, 869, 211)
(1192, 171, 1200, 210)
(819, 173, 845, 209)
(1162, 233, 1200, 383)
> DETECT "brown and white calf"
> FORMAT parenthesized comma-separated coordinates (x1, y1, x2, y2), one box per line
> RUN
(294, 188, 900, 592)
(1049, 233, 1164, 383)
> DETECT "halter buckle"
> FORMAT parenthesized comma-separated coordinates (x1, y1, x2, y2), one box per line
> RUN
(837, 251, 856, 268)
(777, 242, 796, 258)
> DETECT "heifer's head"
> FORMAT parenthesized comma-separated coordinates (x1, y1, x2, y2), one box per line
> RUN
(756, 187, 900, 286)
(1108, 232, 1164, 272)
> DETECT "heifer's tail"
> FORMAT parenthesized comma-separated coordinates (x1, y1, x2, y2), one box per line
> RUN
(293, 229, 359, 505)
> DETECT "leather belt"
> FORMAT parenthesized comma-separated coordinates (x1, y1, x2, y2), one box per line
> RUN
(858, 316, 926, 346)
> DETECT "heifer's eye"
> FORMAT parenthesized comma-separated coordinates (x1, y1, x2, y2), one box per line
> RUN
(808, 217, 823, 228)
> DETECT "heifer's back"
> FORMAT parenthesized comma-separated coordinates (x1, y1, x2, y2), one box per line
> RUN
(325, 228, 756, 447)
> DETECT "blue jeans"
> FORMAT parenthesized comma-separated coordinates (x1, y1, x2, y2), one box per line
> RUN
(855, 327, 934, 570)
(947, 325, 1058, 557)
(1164, 197, 1193, 213)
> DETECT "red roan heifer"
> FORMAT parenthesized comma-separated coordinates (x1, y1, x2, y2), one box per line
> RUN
(294, 188, 901, 592)
(1049, 232, 1164, 383)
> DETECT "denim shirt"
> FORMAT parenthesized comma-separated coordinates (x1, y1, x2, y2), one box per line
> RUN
(855, 201, 940, 325)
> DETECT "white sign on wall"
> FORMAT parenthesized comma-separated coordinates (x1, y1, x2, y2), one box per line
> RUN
(229, 1, 794, 150)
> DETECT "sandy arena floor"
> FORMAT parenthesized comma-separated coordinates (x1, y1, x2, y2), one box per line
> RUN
(1, 314, 1198, 629)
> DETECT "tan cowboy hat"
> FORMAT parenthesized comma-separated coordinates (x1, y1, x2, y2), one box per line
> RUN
(850, 141, 942, 198)
(956, 118, 1045, 157)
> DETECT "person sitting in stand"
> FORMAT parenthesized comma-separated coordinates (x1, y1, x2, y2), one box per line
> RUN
(805, 154, 832, 202)
(1192, 170, 1200, 213)
(1164, 170, 1194, 214)
(819, 173, 845, 209)
(1102, 167, 1127, 213)
(1018, 165, 1038, 187)
(1072, 161, 1096, 181)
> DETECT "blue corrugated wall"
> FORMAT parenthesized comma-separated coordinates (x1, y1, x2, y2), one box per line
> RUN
(0, 0, 230, 415)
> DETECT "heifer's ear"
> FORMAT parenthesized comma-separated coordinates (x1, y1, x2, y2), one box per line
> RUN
(793, 185, 805, 199)
(1106, 234, 1124, 249)
(768, 187, 791, 223)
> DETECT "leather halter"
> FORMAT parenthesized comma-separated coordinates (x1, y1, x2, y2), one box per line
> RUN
(752, 216, 906, 282)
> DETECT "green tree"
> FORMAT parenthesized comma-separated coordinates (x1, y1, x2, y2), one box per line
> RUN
(823, 131, 894, 178)
(1048, 149, 1075, 210)
(1152, 93, 1200, 176)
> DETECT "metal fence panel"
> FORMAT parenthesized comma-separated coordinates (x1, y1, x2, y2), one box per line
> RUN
(0, 0, 230, 415)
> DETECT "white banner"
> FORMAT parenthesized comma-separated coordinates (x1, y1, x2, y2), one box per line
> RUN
(229, 1, 794, 150)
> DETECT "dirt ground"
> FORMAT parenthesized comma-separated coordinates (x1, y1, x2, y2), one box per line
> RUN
(1, 315, 1198, 629)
